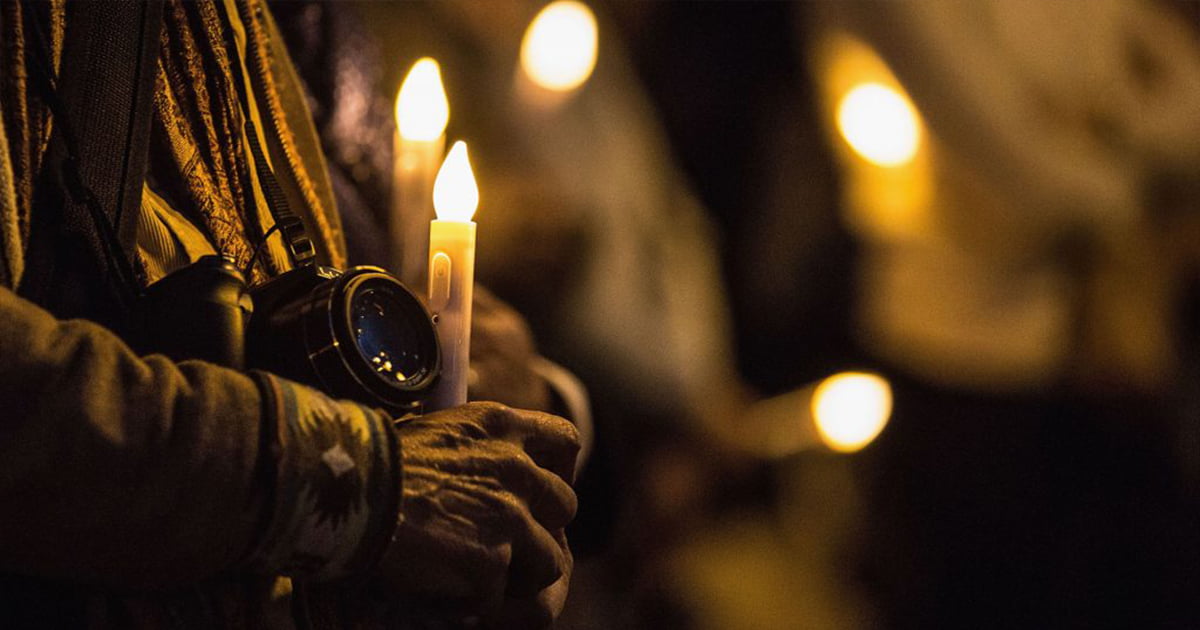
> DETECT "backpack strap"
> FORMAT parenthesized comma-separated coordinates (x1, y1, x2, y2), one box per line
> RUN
(22, 0, 163, 315)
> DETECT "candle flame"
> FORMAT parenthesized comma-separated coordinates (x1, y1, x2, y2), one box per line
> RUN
(520, 1, 598, 93)
(812, 372, 892, 452)
(396, 58, 450, 141)
(433, 141, 478, 222)
(836, 82, 921, 167)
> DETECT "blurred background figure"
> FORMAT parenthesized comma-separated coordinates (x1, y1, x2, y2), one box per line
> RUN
(610, 0, 1200, 627)
(631, 1, 1200, 628)
(801, 2, 1200, 627)
(273, 1, 1200, 628)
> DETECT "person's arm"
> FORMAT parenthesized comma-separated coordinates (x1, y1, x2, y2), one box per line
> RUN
(0, 285, 579, 627)
(0, 284, 400, 590)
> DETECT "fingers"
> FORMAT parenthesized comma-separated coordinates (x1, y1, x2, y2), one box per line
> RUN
(382, 523, 511, 615)
(505, 506, 568, 598)
(488, 533, 573, 630)
(383, 402, 579, 622)
(543, 529, 573, 616)
(406, 477, 564, 606)
(423, 402, 580, 483)
(384, 466, 513, 610)
(403, 465, 570, 584)
(475, 403, 581, 483)
(484, 444, 577, 530)
(404, 434, 576, 530)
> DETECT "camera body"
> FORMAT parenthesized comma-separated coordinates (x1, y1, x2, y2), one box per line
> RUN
(131, 255, 440, 414)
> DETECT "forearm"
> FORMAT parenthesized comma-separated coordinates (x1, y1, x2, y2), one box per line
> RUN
(0, 286, 399, 590)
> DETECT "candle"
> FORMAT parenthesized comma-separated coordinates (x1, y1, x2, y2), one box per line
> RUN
(426, 141, 478, 410)
(393, 58, 449, 288)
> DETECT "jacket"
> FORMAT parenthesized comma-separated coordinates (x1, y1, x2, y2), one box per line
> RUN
(0, 1, 402, 626)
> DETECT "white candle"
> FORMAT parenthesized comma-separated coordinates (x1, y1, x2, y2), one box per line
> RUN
(426, 141, 478, 410)
(393, 58, 449, 288)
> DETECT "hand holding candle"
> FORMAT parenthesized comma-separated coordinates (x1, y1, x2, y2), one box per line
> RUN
(426, 141, 478, 410)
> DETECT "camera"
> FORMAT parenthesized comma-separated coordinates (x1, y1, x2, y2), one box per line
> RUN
(130, 255, 440, 414)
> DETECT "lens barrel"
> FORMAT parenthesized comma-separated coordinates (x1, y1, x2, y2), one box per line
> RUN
(246, 266, 440, 411)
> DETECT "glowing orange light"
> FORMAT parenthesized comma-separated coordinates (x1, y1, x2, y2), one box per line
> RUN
(812, 372, 892, 452)
(836, 82, 921, 167)
(396, 58, 450, 142)
(520, 1, 599, 92)
(433, 141, 478, 222)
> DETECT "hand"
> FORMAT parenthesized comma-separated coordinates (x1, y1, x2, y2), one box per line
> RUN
(377, 402, 579, 628)
(469, 288, 551, 412)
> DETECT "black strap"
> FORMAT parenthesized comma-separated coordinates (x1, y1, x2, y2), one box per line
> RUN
(222, 0, 316, 271)
(243, 120, 316, 269)
(33, 0, 164, 308)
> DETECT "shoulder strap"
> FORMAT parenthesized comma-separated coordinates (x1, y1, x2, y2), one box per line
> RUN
(36, 0, 164, 309)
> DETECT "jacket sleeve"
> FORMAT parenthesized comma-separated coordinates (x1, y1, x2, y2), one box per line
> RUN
(0, 285, 400, 590)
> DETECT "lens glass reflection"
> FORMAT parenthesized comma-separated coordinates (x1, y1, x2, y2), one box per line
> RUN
(352, 285, 427, 386)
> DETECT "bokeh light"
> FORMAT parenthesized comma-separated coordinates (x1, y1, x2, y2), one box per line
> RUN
(396, 57, 450, 141)
(836, 82, 921, 167)
(812, 372, 893, 452)
(520, 1, 599, 92)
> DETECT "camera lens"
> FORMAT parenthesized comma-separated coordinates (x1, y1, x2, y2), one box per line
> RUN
(352, 284, 429, 386)
(245, 266, 440, 412)
(334, 271, 440, 406)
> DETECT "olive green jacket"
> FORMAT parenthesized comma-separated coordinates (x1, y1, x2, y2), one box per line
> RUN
(0, 2, 400, 627)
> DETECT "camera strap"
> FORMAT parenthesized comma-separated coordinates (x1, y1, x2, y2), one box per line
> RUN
(215, 0, 315, 272)
(242, 120, 316, 271)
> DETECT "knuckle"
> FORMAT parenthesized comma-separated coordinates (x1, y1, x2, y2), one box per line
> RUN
(527, 474, 577, 528)
(455, 418, 491, 442)
(562, 421, 581, 451)
(506, 442, 534, 461)
(494, 441, 534, 471)
(492, 488, 545, 533)
(543, 412, 581, 447)
(471, 400, 511, 416)
(428, 423, 483, 448)
(472, 401, 516, 432)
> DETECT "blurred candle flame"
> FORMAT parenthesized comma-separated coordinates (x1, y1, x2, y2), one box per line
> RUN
(812, 372, 892, 452)
(520, 1, 599, 92)
(836, 82, 921, 167)
(397, 58, 450, 141)
(433, 141, 478, 222)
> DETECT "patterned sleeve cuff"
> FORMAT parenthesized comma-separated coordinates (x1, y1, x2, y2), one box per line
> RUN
(243, 372, 401, 582)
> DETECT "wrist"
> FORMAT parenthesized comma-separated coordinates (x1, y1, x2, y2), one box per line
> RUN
(243, 372, 403, 581)
(346, 417, 404, 579)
